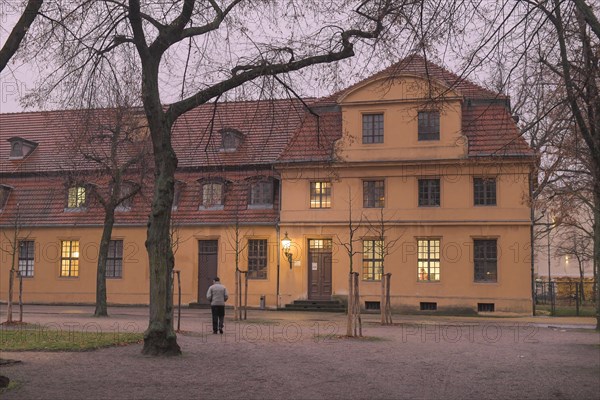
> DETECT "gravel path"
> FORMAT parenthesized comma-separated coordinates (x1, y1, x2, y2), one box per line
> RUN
(1, 307, 599, 399)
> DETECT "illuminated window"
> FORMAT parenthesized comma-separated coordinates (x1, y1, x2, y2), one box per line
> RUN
(474, 239, 497, 282)
(474, 177, 497, 206)
(67, 186, 86, 208)
(60, 240, 79, 277)
(362, 114, 384, 144)
(417, 239, 440, 282)
(201, 182, 224, 209)
(106, 240, 123, 278)
(309, 239, 332, 250)
(310, 182, 331, 208)
(248, 239, 267, 279)
(362, 240, 383, 281)
(363, 180, 385, 208)
(18, 240, 35, 277)
(418, 111, 440, 141)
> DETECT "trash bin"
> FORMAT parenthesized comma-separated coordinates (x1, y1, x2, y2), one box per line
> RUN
(259, 295, 266, 310)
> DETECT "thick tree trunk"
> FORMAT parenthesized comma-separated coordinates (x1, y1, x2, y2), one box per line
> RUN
(594, 175, 600, 331)
(141, 117, 181, 355)
(94, 210, 115, 317)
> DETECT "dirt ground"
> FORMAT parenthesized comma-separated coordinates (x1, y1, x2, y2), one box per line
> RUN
(1, 306, 599, 400)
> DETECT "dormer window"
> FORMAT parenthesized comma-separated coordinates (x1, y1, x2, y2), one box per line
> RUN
(172, 181, 185, 211)
(248, 177, 276, 209)
(66, 185, 87, 210)
(8, 137, 38, 160)
(220, 129, 244, 152)
(115, 182, 135, 212)
(199, 179, 226, 210)
(0, 184, 13, 210)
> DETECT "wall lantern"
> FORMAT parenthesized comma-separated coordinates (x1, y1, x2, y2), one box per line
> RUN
(281, 232, 293, 269)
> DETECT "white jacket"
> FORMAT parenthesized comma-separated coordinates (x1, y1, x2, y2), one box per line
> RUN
(207, 283, 229, 306)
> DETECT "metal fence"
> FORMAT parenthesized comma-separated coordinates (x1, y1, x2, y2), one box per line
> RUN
(535, 280, 597, 315)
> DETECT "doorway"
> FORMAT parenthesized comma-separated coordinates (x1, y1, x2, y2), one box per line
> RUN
(307, 239, 333, 300)
(198, 240, 218, 304)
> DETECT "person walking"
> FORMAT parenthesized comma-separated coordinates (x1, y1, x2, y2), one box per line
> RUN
(207, 277, 228, 334)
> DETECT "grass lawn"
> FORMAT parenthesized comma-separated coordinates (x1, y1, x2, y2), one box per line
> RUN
(536, 304, 597, 317)
(0, 325, 142, 351)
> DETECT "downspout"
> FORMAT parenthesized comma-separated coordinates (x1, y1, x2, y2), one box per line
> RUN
(276, 224, 281, 309)
(276, 168, 282, 309)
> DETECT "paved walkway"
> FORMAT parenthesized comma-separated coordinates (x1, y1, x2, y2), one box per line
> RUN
(1, 305, 599, 400)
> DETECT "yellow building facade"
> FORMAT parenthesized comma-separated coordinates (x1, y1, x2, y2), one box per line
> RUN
(0, 56, 535, 313)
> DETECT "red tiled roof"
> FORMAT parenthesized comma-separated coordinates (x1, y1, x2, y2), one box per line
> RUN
(0, 99, 309, 174)
(0, 55, 534, 227)
(0, 169, 281, 227)
(463, 104, 534, 157)
(316, 54, 504, 107)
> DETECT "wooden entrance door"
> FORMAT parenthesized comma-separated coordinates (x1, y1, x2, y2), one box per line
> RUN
(198, 240, 218, 304)
(308, 239, 333, 300)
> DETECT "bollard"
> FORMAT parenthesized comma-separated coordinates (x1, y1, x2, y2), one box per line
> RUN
(260, 295, 266, 310)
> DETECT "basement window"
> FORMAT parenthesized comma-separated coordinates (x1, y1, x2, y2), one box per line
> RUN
(365, 301, 381, 311)
(478, 303, 495, 312)
(420, 302, 437, 311)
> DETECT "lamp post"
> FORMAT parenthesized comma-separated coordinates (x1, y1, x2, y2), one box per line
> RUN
(281, 232, 293, 269)
(547, 215, 555, 315)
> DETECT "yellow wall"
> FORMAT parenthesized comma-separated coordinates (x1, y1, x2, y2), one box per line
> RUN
(335, 76, 467, 162)
(0, 74, 534, 314)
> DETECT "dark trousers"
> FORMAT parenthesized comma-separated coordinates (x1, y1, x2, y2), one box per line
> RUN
(211, 305, 225, 333)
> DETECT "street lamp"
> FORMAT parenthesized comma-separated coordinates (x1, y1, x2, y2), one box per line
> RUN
(281, 232, 293, 269)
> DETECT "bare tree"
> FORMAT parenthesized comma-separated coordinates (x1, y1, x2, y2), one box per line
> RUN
(556, 227, 593, 300)
(0, 0, 43, 72)
(457, 0, 599, 329)
(224, 202, 249, 321)
(0, 204, 28, 324)
(335, 187, 363, 337)
(65, 102, 151, 317)
(22, 0, 490, 354)
(365, 208, 401, 325)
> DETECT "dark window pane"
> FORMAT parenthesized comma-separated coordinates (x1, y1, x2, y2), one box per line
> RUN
(106, 240, 123, 278)
(474, 178, 497, 206)
(362, 114, 384, 144)
(363, 180, 385, 208)
(18, 240, 35, 277)
(418, 179, 440, 206)
(248, 239, 267, 279)
(418, 111, 440, 140)
(474, 239, 497, 282)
